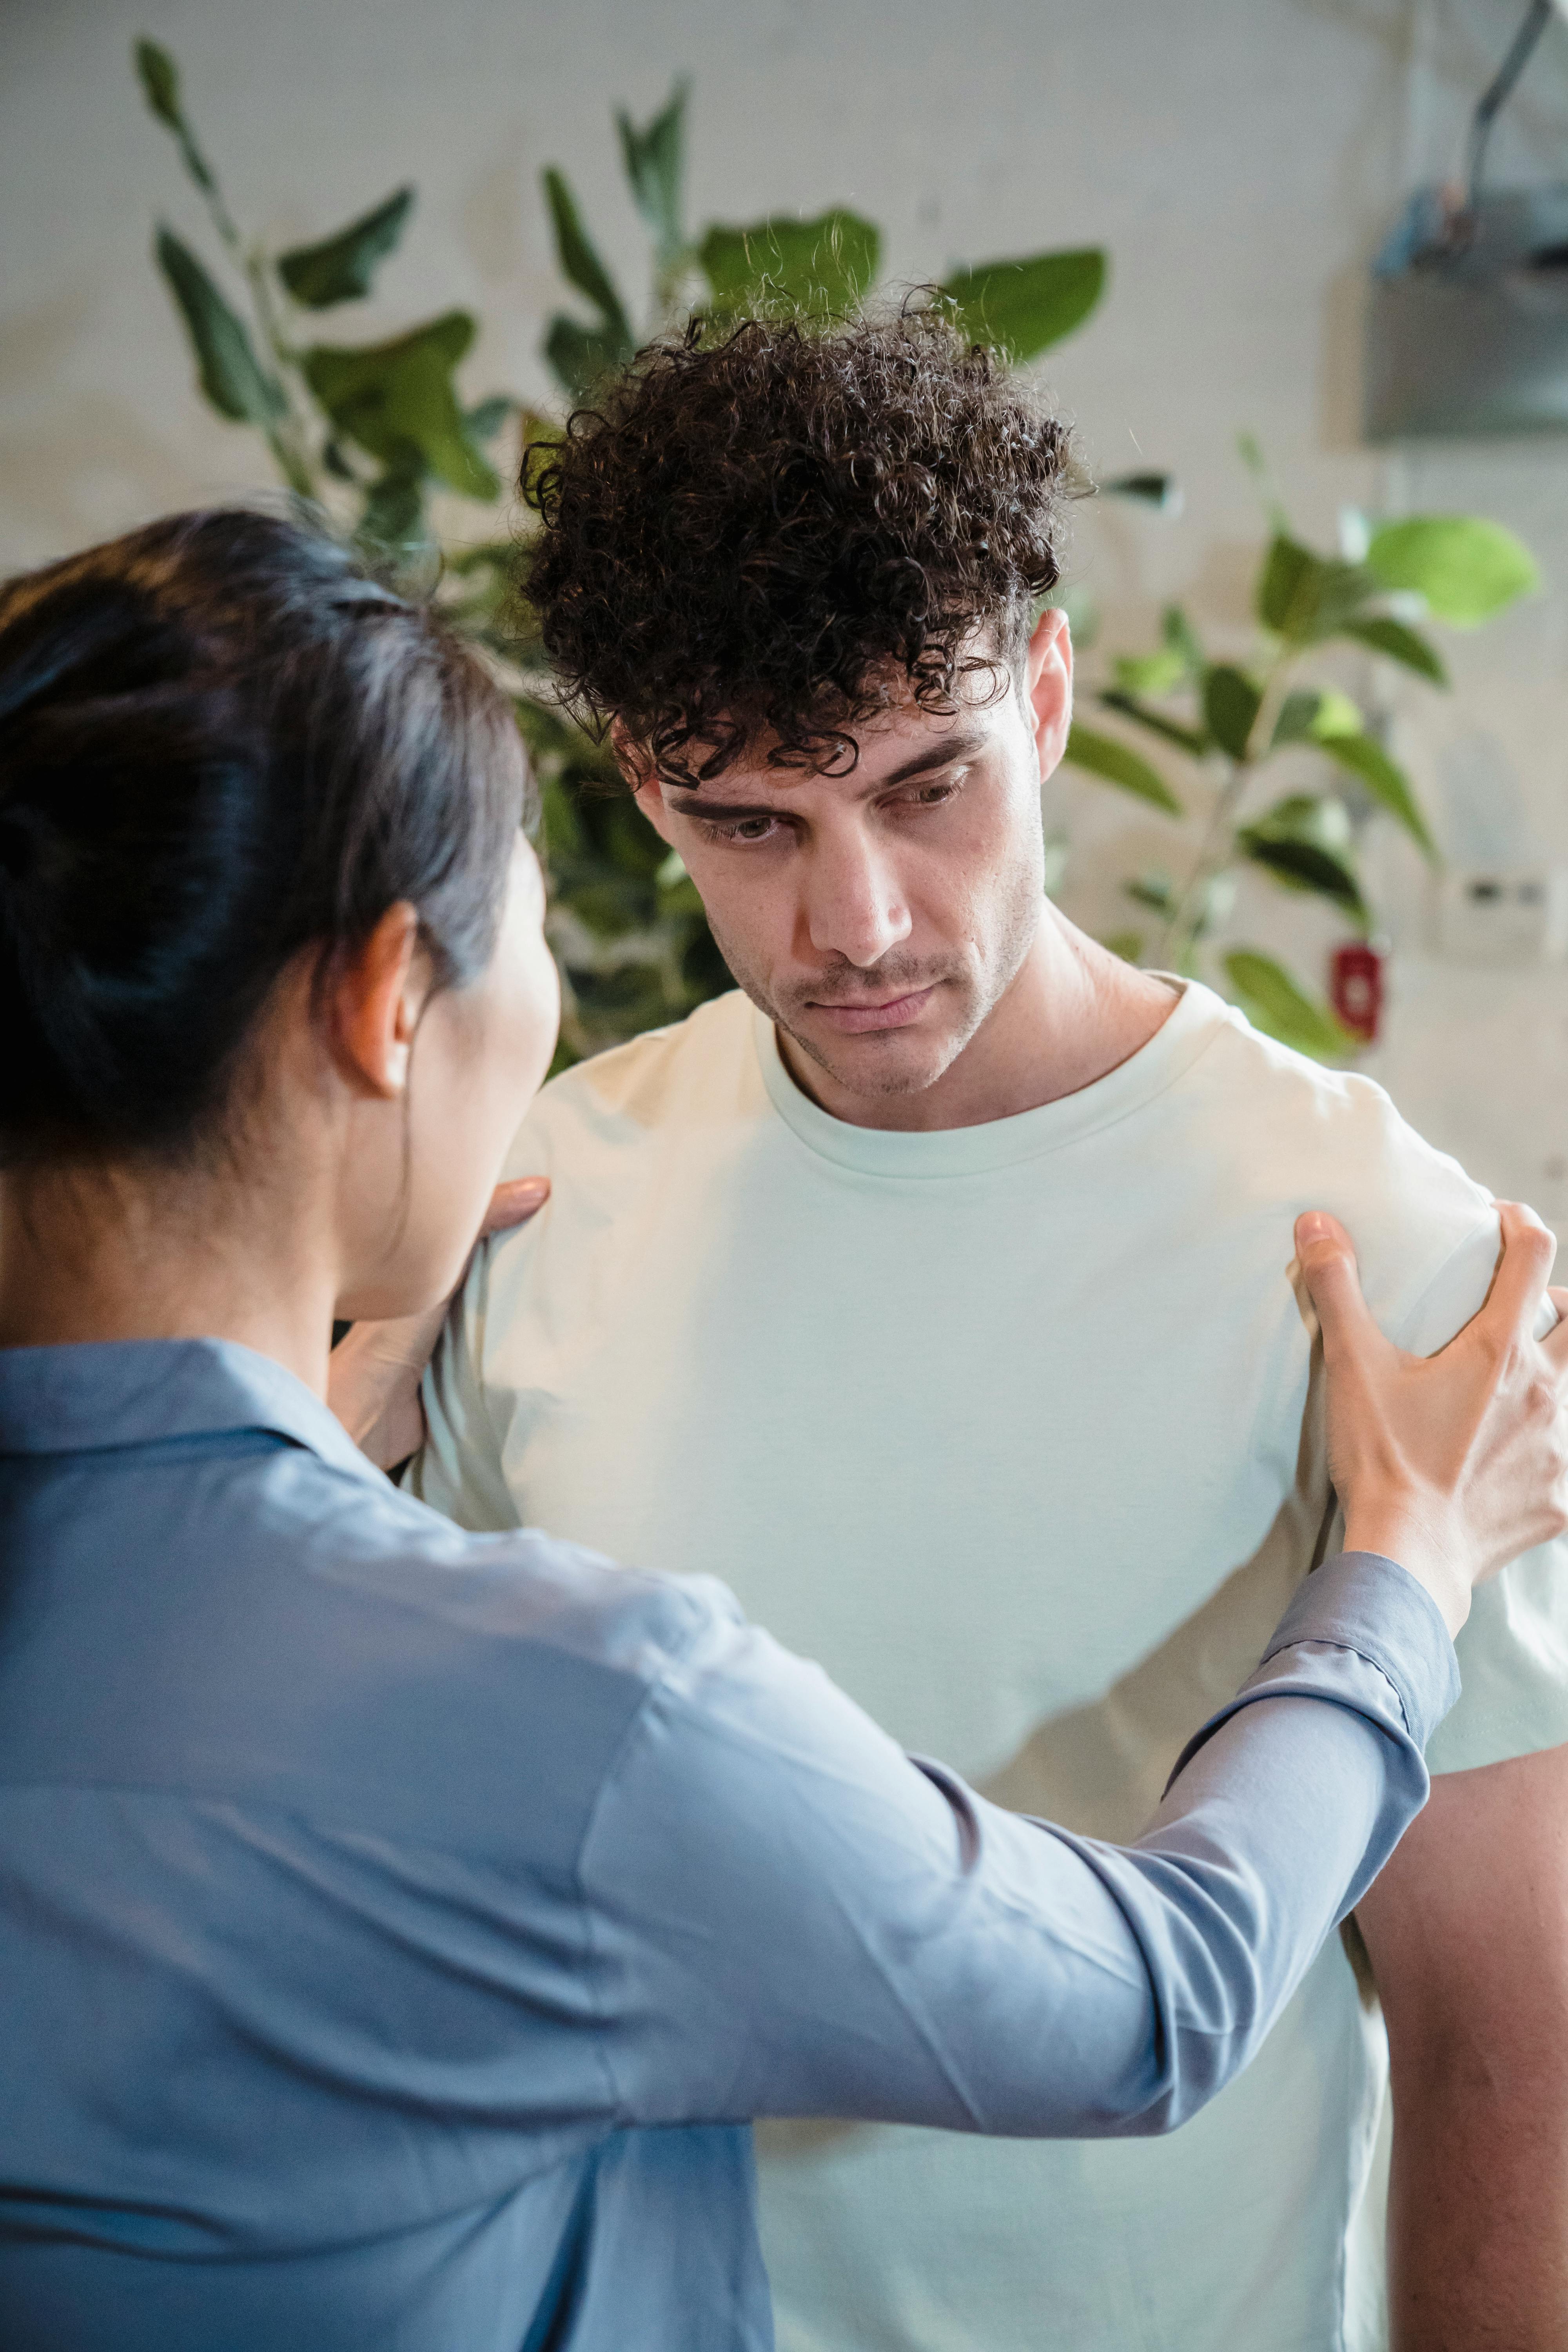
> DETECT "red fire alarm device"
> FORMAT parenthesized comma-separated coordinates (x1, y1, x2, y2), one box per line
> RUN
(1330, 940, 1385, 1044)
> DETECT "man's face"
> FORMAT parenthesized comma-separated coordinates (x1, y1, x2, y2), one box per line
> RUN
(630, 614, 1072, 1104)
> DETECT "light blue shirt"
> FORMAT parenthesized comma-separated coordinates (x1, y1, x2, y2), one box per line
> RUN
(0, 1338, 1457, 2350)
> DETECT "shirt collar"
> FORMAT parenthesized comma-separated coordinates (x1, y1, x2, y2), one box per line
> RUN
(0, 1335, 380, 1485)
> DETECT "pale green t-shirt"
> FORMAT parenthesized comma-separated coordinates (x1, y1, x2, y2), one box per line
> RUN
(412, 979, 1568, 2352)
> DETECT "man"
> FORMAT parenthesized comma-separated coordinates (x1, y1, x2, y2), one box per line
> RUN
(343, 316, 1568, 2350)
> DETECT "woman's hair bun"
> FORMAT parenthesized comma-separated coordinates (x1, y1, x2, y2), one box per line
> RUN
(0, 508, 527, 1165)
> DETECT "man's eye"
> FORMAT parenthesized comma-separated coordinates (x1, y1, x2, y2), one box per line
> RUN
(898, 781, 958, 810)
(707, 815, 779, 844)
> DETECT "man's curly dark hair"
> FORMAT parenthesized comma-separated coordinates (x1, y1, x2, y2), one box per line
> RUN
(522, 309, 1071, 786)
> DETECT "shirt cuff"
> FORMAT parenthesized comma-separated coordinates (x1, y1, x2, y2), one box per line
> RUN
(1261, 1549, 1462, 1753)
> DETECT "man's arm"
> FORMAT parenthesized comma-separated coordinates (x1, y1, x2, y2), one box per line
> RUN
(327, 1175, 546, 1488)
(1358, 1743, 1568, 2351)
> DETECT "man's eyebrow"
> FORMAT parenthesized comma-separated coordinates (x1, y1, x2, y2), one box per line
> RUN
(663, 793, 788, 823)
(664, 728, 990, 819)
(874, 728, 989, 789)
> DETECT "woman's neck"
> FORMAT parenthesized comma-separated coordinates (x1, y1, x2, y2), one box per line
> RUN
(0, 1159, 339, 1397)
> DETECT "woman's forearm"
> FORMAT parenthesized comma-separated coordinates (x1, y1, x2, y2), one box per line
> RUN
(579, 1550, 1456, 2137)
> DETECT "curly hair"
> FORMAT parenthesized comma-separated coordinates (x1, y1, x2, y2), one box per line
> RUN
(523, 309, 1071, 785)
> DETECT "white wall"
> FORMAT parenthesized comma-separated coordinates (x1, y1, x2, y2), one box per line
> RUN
(5, 0, 1568, 1222)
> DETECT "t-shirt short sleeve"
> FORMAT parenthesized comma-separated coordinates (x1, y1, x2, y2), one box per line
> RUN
(405, 1251, 521, 1535)
(1395, 1217, 1568, 1775)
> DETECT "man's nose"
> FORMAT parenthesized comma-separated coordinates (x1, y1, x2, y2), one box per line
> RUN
(802, 832, 913, 967)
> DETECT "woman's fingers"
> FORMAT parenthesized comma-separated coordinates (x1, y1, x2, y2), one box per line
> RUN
(1294, 1211, 1387, 1369)
(1544, 1288, 1568, 1370)
(479, 1175, 550, 1240)
(1478, 1201, 1557, 1343)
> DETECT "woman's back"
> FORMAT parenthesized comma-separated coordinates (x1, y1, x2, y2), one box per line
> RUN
(0, 1337, 767, 2349)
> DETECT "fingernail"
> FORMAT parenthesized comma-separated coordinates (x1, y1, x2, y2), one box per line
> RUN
(1297, 1212, 1332, 1243)
(513, 1176, 549, 1197)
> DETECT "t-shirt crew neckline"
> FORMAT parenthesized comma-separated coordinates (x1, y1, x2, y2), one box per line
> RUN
(753, 978, 1229, 1178)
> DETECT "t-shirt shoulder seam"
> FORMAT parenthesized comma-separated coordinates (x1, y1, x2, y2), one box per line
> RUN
(1390, 1212, 1499, 1350)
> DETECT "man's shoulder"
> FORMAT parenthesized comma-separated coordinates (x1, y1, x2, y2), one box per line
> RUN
(1185, 991, 1496, 1338)
(502, 989, 760, 1180)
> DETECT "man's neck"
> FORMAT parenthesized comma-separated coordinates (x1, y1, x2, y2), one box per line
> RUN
(778, 909, 1180, 1133)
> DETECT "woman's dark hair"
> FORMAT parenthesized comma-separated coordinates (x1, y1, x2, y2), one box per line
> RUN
(0, 508, 528, 1166)
(523, 308, 1071, 785)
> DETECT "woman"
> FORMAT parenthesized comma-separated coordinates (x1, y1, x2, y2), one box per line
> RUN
(0, 509, 1564, 2352)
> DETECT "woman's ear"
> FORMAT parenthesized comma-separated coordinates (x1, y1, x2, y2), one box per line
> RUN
(328, 903, 425, 1099)
(1025, 604, 1074, 780)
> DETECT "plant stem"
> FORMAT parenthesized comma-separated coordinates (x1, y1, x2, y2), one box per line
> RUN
(1153, 758, 1251, 969)
(243, 249, 320, 500)
(191, 146, 320, 502)
(1151, 643, 1298, 971)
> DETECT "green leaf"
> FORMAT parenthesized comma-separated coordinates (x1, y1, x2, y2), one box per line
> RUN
(1256, 534, 1375, 642)
(1101, 471, 1180, 512)
(1103, 929, 1146, 964)
(1366, 517, 1537, 628)
(1271, 686, 1362, 748)
(277, 187, 415, 309)
(465, 395, 515, 443)
(1162, 603, 1205, 678)
(1319, 731, 1438, 864)
(134, 37, 181, 127)
(1224, 950, 1354, 1062)
(1113, 650, 1186, 699)
(1272, 690, 1319, 747)
(1336, 614, 1448, 684)
(1098, 688, 1208, 757)
(356, 467, 429, 559)
(542, 167, 633, 345)
(544, 315, 634, 403)
(154, 227, 285, 425)
(939, 248, 1105, 363)
(1310, 688, 1363, 740)
(303, 312, 500, 499)
(1063, 722, 1182, 813)
(1257, 535, 1325, 638)
(1237, 794, 1368, 926)
(617, 81, 688, 267)
(1125, 873, 1175, 913)
(134, 38, 214, 194)
(1202, 664, 1263, 760)
(537, 771, 586, 864)
(699, 210, 881, 319)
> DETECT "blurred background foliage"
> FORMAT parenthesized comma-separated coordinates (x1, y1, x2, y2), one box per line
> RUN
(133, 38, 1534, 1072)
(1062, 455, 1537, 1056)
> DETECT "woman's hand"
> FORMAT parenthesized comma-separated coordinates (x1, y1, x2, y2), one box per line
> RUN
(1295, 1202, 1568, 1635)
(328, 1176, 550, 1470)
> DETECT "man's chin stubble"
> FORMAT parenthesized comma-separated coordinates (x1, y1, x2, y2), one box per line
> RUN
(778, 1016, 944, 1098)
(705, 921, 989, 1100)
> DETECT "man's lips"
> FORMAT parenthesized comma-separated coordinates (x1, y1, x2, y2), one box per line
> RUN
(804, 984, 938, 1034)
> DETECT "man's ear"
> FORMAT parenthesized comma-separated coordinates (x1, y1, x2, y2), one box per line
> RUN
(1024, 604, 1074, 781)
(327, 902, 426, 1100)
(610, 719, 677, 846)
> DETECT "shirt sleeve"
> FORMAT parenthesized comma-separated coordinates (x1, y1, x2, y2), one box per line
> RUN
(403, 1249, 520, 1535)
(577, 1549, 1457, 2141)
(1390, 1218, 1568, 1776)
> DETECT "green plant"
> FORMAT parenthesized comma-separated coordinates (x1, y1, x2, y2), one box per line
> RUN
(1062, 471, 1537, 1058)
(132, 41, 1130, 1062)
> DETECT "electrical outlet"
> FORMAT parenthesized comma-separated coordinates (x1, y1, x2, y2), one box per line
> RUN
(1436, 868, 1568, 967)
